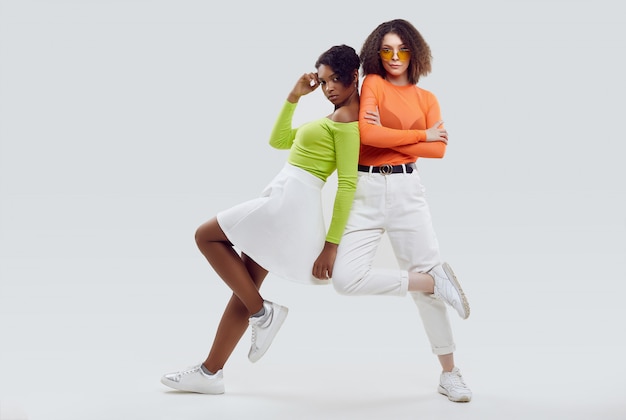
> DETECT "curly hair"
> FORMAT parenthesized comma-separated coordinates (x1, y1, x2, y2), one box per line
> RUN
(315, 44, 360, 87)
(360, 19, 432, 85)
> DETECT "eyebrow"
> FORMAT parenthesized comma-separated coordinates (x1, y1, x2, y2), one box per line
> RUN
(318, 72, 338, 81)
(381, 44, 407, 49)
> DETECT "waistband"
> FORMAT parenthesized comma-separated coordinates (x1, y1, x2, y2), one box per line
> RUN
(357, 163, 415, 174)
(282, 163, 325, 188)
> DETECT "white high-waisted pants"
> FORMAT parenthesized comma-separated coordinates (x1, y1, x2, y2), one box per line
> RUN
(332, 166, 455, 355)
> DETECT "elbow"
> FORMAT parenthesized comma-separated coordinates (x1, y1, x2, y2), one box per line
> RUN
(358, 135, 379, 147)
(357, 123, 376, 146)
(430, 143, 447, 158)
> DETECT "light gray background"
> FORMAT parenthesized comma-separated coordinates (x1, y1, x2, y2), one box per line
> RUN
(1, 0, 625, 419)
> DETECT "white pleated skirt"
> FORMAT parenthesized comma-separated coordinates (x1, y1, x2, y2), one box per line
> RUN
(217, 163, 328, 285)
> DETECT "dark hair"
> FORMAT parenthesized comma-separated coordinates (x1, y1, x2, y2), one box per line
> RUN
(360, 19, 432, 84)
(315, 44, 360, 87)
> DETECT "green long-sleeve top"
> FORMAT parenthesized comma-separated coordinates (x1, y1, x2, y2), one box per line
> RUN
(269, 100, 359, 244)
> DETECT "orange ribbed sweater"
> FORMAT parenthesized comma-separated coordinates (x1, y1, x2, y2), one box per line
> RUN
(358, 74, 447, 166)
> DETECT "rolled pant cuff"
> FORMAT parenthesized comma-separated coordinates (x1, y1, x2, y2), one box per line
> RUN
(399, 270, 409, 295)
(431, 344, 456, 356)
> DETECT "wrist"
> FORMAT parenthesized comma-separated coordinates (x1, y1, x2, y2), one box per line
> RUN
(287, 92, 301, 103)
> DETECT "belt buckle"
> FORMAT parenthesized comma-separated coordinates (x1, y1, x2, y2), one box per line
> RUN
(379, 164, 393, 175)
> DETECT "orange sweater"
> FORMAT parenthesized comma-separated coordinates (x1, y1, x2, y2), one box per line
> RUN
(358, 74, 446, 166)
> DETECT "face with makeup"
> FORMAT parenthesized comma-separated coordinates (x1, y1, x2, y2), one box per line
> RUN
(378, 32, 411, 85)
(316, 64, 358, 109)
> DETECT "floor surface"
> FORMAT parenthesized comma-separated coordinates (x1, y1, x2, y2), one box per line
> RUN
(1, 251, 625, 419)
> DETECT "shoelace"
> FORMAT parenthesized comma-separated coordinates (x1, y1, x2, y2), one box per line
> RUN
(250, 322, 257, 345)
(176, 365, 200, 380)
(447, 371, 467, 388)
(249, 316, 263, 345)
(249, 309, 272, 347)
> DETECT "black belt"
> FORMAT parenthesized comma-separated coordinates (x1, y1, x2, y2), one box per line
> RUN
(358, 164, 414, 174)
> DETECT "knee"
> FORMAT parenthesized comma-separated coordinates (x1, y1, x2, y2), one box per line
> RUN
(332, 278, 352, 295)
(194, 226, 204, 246)
(331, 268, 364, 296)
(194, 217, 219, 246)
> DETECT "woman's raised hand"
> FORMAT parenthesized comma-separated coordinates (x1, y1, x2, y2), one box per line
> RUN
(287, 72, 320, 103)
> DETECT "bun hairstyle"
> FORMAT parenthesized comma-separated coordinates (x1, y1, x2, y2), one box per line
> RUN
(315, 44, 360, 87)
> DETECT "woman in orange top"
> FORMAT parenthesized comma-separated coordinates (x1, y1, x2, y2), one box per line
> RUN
(330, 19, 472, 403)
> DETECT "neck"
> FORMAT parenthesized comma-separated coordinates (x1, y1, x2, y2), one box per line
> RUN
(332, 91, 360, 122)
(385, 73, 410, 86)
(335, 86, 359, 110)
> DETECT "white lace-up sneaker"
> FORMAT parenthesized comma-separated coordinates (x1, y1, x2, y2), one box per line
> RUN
(438, 366, 472, 402)
(248, 300, 289, 363)
(430, 262, 470, 319)
(160, 365, 225, 394)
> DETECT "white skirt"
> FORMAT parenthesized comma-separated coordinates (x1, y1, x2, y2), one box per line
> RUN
(217, 163, 328, 285)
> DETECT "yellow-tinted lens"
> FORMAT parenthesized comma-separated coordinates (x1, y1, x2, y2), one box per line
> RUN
(396, 49, 411, 61)
(379, 49, 411, 61)
(379, 49, 394, 60)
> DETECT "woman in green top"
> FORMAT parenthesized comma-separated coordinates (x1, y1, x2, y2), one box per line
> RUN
(161, 44, 360, 394)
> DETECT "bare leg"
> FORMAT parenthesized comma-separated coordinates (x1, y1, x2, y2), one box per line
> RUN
(195, 217, 264, 314)
(203, 253, 268, 373)
(407, 272, 434, 293)
(438, 353, 455, 372)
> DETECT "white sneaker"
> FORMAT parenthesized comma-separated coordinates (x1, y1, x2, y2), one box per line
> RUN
(160, 365, 225, 394)
(430, 262, 470, 319)
(248, 300, 288, 363)
(438, 366, 472, 402)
